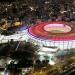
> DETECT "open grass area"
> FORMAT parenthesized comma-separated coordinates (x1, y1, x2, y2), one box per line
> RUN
(51, 30, 64, 33)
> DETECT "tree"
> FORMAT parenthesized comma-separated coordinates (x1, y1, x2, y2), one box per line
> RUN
(5, 41, 40, 75)
(10, 41, 40, 68)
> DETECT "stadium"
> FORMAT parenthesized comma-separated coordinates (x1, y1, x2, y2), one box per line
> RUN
(26, 21, 75, 64)
(28, 21, 75, 50)
(0, 21, 75, 65)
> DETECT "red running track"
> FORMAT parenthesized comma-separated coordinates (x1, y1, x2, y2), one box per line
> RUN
(28, 22, 75, 41)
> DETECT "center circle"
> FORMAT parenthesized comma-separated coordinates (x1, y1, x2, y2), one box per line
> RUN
(44, 24, 71, 33)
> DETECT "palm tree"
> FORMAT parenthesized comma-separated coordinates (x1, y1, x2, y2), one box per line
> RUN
(9, 41, 39, 68)
(6, 41, 40, 75)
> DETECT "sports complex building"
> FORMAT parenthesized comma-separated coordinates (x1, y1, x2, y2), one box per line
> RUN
(27, 21, 75, 64)
(28, 21, 75, 50)
(0, 21, 75, 65)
